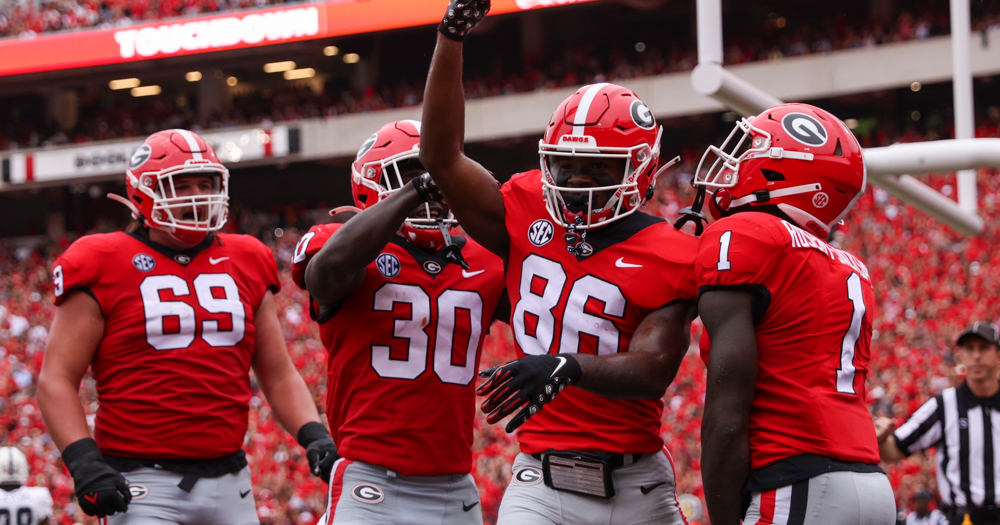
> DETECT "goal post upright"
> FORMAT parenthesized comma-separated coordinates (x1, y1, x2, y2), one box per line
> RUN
(691, 0, 986, 236)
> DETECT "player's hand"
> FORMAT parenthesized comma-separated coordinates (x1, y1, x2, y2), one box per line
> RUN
(874, 417, 896, 444)
(411, 173, 446, 204)
(477, 354, 582, 433)
(297, 422, 340, 483)
(438, 0, 490, 41)
(62, 438, 131, 517)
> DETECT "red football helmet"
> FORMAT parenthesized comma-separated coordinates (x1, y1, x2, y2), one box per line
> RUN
(694, 103, 866, 237)
(351, 120, 455, 248)
(113, 129, 229, 245)
(539, 83, 665, 230)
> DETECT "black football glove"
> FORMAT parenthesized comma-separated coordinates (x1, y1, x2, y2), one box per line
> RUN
(62, 438, 131, 517)
(477, 354, 582, 433)
(412, 173, 444, 204)
(297, 422, 339, 483)
(438, 0, 490, 41)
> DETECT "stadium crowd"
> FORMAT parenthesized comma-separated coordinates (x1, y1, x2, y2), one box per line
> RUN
(1, 118, 999, 523)
(4, 2, 1000, 151)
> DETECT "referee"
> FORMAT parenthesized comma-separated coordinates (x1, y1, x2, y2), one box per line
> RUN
(876, 322, 1000, 525)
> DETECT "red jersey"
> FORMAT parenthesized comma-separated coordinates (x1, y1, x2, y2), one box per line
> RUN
(501, 171, 698, 454)
(291, 224, 505, 476)
(52, 232, 279, 459)
(696, 212, 880, 471)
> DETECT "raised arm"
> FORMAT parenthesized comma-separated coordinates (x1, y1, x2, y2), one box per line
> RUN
(304, 178, 425, 307)
(419, 1, 508, 257)
(699, 290, 758, 525)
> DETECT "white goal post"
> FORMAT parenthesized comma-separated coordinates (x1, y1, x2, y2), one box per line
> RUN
(692, 0, 988, 236)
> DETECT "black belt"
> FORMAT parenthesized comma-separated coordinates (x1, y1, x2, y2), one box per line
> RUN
(531, 452, 644, 468)
(945, 505, 1000, 523)
(104, 451, 247, 492)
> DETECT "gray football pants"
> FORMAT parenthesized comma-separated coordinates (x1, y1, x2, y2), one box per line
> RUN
(743, 471, 896, 525)
(320, 459, 483, 525)
(110, 467, 258, 525)
(496, 449, 687, 525)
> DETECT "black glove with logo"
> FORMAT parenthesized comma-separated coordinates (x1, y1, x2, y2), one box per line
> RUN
(477, 354, 582, 433)
(438, 0, 490, 41)
(297, 422, 339, 483)
(62, 438, 131, 517)
(412, 173, 444, 204)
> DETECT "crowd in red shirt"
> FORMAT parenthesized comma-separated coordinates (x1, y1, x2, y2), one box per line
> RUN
(1, 123, 999, 523)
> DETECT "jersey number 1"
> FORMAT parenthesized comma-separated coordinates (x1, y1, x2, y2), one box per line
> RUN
(836, 273, 866, 394)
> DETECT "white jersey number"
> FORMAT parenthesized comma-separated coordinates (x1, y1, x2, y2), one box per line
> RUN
(513, 254, 626, 356)
(371, 284, 484, 385)
(140, 273, 247, 351)
(836, 272, 867, 394)
(717, 230, 733, 271)
(292, 231, 317, 264)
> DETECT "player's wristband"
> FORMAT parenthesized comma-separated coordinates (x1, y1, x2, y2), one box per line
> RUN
(62, 437, 104, 474)
(297, 421, 332, 448)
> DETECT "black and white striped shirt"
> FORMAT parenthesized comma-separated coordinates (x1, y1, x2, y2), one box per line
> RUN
(894, 382, 1000, 509)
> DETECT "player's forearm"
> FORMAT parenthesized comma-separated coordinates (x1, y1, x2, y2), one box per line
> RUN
(257, 368, 323, 437)
(306, 182, 421, 302)
(702, 414, 751, 525)
(37, 375, 92, 451)
(419, 34, 467, 181)
(575, 302, 694, 399)
(573, 352, 673, 399)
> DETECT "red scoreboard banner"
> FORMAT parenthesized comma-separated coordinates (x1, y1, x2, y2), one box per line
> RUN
(0, 0, 597, 76)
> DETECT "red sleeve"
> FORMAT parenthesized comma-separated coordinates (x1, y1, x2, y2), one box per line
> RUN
(52, 236, 104, 306)
(290, 224, 341, 290)
(695, 214, 785, 292)
(662, 228, 699, 302)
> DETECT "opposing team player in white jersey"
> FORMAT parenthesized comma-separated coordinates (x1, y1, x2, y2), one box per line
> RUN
(420, 1, 698, 524)
(0, 447, 52, 525)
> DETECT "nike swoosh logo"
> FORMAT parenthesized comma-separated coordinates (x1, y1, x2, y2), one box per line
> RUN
(463, 501, 479, 512)
(550, 356, 567, 378)
(615, 257, 642, 268)
(209, 257, 230, 265)
(640, 481, 665, 495)
(240, 489, 251, 499)
(462, 269, 485, 278)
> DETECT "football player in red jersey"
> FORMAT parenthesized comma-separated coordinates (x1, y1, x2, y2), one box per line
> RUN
(37, 129, 337, 524)
(691, 104, 895, 524)
(290, 120, 507, 525)
(419, 3, 698, 524)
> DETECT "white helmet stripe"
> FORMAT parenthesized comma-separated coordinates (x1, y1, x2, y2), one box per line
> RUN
(403, 120, 422, 134)
(175, 129, 203, 160)
(572, 83, 610, 136)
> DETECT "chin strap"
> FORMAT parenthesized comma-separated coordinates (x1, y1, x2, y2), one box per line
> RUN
(436, 217, 470, 270)
(107, 193, 141, 220)
(673, 184, 709, 236)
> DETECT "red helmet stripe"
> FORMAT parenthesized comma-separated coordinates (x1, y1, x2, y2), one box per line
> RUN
(175, 129, 203, 160)
(571, 83, 610, 136)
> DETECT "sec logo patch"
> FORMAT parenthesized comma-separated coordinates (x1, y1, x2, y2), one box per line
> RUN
(376, 253, 401, 279)
(351, 483, 385, 504)
(513, 466, 542, 485)
(132, 253, 156, 272)
(528, 219, 554, 247)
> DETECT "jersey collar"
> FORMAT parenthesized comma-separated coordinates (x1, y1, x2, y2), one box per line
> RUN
(127, 232, 218, 266)
(390, 235, 468, 279)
